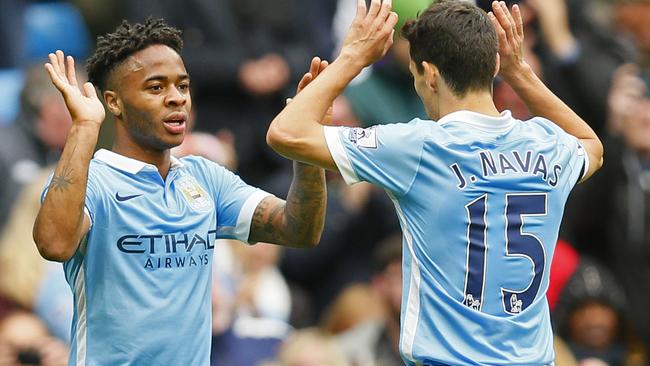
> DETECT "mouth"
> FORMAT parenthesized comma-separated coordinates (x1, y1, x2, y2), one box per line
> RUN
(163, 112, 187, 134)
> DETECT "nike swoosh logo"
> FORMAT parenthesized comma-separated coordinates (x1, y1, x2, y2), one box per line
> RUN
(115, 193, 143, 202)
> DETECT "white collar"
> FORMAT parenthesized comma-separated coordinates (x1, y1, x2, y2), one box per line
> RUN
(437, 110, 515, 133)
(94, 149, 184, 174)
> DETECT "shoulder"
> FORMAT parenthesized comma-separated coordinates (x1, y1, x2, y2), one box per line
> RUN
(523, 117, 574, 141)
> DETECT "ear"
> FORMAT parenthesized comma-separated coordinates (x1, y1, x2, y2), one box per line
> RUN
(494, 53, 501, 77)
(104, 90, 122, 118)
(422, 61, 439, 92)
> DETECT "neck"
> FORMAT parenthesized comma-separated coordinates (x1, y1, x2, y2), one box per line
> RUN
(434, 88, 501, 120)
(113, 136, 172, 180)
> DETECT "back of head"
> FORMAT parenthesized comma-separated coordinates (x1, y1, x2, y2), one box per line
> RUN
(86, 18, 183, 91)
(401, 0, 498, 97)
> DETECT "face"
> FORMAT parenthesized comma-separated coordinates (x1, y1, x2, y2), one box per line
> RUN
(568, 301, 619, 351)
(108, 44, 191, 151)
(621, 99, 650, 155)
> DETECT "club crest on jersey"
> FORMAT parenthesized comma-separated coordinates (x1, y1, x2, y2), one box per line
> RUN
(177, 175, 213, 212)
(348, 127, 377, 148)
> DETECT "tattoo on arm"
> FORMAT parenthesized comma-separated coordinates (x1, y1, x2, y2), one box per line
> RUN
(49, 145, 77, 192)
(251, 197, 286, 243)
(50, 166, 74, 191)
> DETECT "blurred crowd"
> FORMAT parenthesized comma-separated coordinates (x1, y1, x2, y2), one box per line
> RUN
(0, 0, 649, 365)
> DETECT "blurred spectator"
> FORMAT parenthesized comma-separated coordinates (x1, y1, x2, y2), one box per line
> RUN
(0, 311, 69, 366)
(0, 64, 75, 230)
(0, 168, 73, 343)
(614, 1, 650, 64)
(321, 284, 386, 336)
(477, 0, 630, 135)
(264, 175, 399, 324)
(550, 246, 647, 365)
(262, 328, 350, 366)
(172, 131, 238, 172)
(210, 241, 292, 366)
(126, 0, 329, 185)
(340, 0, 430, 127)
(562, 58, 650, 347)
(334, 233, 403, 366)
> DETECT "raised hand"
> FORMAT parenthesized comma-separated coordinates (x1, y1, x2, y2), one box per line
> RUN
(340, 0, 398, 67)
(45, 50, 105, 126)
(488, 1, 527, 83)
(289, 57, 334, 125)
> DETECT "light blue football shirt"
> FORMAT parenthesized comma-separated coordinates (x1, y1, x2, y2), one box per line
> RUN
(324, 110, 588, 365)
(43, 149, 271, 366)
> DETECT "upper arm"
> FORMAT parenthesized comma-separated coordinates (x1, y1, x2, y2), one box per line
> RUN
(321, 122, 425, 195)
(267, 123, 338, 171)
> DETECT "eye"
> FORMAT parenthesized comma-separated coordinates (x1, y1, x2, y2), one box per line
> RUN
(148, 84, 163, 92)
(178, 83, 190, 91)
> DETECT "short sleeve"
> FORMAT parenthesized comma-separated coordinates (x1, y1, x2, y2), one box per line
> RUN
(197, 159, 272, 243)
(323, 120, 425, 196)
(562, 135, 589, 190)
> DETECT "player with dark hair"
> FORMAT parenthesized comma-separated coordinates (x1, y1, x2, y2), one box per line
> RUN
(33, 18, 327, 365)
(267, 0, 603, 364)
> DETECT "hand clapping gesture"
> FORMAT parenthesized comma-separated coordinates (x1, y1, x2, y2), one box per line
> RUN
(44, 50, 105, 126)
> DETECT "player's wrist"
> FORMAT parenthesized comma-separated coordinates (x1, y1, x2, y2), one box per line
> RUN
(500, 62, 534, 88)
(337, 48, 370, 72)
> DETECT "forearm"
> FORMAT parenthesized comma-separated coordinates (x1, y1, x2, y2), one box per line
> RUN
(33, 123, 100, 261)
(249, 162, 326, 248)
(505, 64, 603, 176)
(282, 162, 327, 247)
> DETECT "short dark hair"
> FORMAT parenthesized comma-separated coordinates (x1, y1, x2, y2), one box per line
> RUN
(401, 0, 498, 97)
(86, 18, 183, 91)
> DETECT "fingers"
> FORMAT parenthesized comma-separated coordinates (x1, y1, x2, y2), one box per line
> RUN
(356, 0, 367, 19)
(56, 50, 66, 76)
(66, 55, 78, 87)
(492, 1, 515, 42)
(48, 52, 63, 77)
(309, 57, 321, 77)
(372, 0, 394, 32)
(296, 73, 313, 94)
(487, 11, 506, 47)
(83, 82, 99, 99)
(512, 4, 524, 39)
(367, 0, 381, 19)
(44, 63, 67, 92)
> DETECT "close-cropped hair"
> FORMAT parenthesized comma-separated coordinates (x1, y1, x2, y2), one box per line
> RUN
(401, 0, 498, 97)
(86, 18, 183, 91)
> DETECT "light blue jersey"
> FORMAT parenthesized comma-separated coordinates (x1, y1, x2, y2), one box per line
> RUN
(324, 110, 588, 365)
(42, 149, 271, 366)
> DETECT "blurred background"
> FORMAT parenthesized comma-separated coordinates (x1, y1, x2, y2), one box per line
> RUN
(0, 0, 649, 365)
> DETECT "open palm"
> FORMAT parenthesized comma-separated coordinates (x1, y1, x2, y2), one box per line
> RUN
(45, 50, 105, 125)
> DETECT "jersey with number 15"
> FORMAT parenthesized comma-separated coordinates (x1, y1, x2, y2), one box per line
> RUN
(324, 110, 588, 366)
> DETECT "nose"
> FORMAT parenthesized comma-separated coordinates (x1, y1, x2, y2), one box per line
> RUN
(165, 86, 187, 107)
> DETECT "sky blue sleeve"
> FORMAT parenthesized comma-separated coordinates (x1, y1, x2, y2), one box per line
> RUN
(530, 117, 588, 195)
(197, 158, 272, 243)
(324, 120, 425, 196)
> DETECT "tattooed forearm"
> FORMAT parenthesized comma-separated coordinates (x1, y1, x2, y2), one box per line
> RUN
(250, 162, 326, 247)
(251, 198, 285, 243)
(49, 145, 77, 191)
(50, 166, 74, 191)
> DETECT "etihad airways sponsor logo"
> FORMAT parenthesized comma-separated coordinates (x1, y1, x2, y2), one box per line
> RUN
(116, 231, 216, 269)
